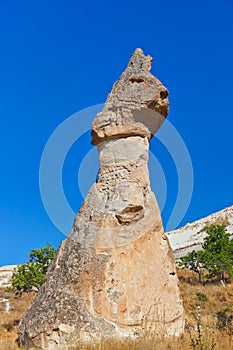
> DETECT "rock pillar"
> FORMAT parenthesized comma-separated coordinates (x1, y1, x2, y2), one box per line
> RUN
(19, 49, 184, 349)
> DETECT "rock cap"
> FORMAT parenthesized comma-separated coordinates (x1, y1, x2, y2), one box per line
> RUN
(92, 48, 169, 145)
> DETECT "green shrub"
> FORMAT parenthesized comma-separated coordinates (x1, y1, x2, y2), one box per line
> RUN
(11, 243, 56, 292)
(179, 225, 233, 283)
(196, 292, 208, 302)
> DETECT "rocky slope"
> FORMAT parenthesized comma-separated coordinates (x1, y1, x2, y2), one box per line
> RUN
(167, 205, 233, 260)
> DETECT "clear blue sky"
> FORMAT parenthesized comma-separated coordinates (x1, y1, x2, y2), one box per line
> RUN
(0, 0, 232, 265)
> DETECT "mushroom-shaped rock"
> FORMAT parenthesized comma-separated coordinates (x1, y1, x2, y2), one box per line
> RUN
(18, 49, 184, 350)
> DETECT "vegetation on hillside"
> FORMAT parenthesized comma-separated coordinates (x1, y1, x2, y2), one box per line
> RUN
(179, 225, 233, 283)
(11, 243, 56, 292)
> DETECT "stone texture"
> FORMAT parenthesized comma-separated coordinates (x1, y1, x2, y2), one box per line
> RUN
(18, 49, 184, 349)
(0, 265, 17, 288)
(91, 48, 169, 145)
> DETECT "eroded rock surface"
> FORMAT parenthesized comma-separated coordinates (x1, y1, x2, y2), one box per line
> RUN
(167, 205, 233, 260)
(0, 265, 16, 288)
(19, 49, 184, 349)
(92, 48, 169, 145)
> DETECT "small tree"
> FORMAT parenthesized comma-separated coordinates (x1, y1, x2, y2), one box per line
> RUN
(179, 250, 204, 283)
(179, 225, 233, 283)
(29, 244, 56, 274)
(202, 225, 233, 281)
(12, 243, 56, 292)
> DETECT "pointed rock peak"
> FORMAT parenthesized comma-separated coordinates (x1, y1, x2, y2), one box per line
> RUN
(92, 49, 169, 145)
(126, 48, 152, 73)
(134, 47, 144, 53)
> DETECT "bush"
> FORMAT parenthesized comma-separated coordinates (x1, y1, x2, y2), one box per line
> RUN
(179, 225, 233, 283)
(11, 243, 56, 292)
(202, 225, 233, 280)
(178, 250, 204, 283)
(216, 307, 233, 334)
(196, 292, 208, 302)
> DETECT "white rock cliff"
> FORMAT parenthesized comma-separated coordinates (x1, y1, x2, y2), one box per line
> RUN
(167, 206, 233, 260)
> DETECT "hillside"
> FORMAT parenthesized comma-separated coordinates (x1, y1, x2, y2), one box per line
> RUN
(167, 205, 233, 259)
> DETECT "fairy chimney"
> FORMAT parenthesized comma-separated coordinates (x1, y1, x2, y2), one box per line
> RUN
(18, 49, 184, 349)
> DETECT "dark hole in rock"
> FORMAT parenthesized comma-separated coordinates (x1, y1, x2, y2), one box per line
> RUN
(52, 327, 59, 332)
(129, 77, 144, 84)
(160, 90, 168, 99)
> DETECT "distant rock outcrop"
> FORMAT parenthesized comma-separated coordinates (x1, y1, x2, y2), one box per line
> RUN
(18, 49, 184, 349)
(0, 265, 16, 288)
(167, 206, 233, 260)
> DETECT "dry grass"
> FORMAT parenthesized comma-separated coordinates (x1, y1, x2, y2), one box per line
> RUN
(177, 268, 233, 324)
(73, 336, 192, 350)
(71, 329, 232, 350)
(0, 289, 35, 350)
(0, 269, 233, 349)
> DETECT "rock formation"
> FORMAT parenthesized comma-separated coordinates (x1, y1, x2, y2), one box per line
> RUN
(167, 205, 233, 260)
(0, 265, 17, 288)
(18, 49, 184, 349)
